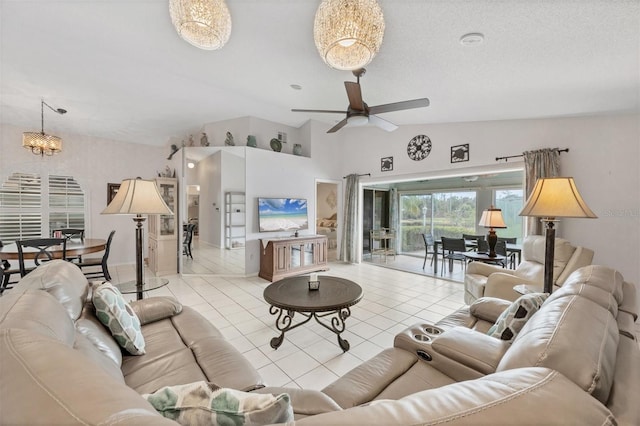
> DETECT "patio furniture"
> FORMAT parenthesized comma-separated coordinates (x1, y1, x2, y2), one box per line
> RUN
(421, 233, 436, 269)
(440, 237, 467, 275)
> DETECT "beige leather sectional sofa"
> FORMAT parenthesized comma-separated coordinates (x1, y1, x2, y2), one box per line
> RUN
(1, 260, 638, 425)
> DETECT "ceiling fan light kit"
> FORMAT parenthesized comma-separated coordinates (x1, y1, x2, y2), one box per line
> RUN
(169, 0, 232, 50)
(313, 0, 385, 70)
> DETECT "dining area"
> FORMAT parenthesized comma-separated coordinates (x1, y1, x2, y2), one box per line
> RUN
(0, 229, 115, 294)
(430, 235, 522, 275)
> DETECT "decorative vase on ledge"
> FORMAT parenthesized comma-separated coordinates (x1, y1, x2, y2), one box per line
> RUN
(293, 143, 302, 156)
(247, 135, 257, 147)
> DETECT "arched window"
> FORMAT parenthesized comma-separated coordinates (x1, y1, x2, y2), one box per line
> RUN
(0, 172, 85, 243)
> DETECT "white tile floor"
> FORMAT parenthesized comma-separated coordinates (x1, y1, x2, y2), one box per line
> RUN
(111, 261, 466, 391)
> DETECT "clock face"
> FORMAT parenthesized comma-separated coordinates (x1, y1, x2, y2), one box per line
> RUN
(407, 135, 432, 161)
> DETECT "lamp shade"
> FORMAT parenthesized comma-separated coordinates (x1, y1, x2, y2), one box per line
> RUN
(519, 177, 597, 219)
(478, 207, 507, 229)
(313, 0, 385, 70)
(102, 178, 173, 215)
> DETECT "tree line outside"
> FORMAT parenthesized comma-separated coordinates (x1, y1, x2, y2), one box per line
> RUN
(398, 189, 523, 253)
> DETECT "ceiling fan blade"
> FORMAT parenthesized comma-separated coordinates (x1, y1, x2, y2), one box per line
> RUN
(368, 115, 398, 132)
(327, 118, 349, 133)
(344, 81, 365, 111)
(368, 98, 430, 115)
(291, 108, 347, 114)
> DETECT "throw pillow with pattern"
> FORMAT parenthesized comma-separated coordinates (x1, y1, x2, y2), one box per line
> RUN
(487, 293, 549, 342)
(143, 381, 293, 426)
(92, 282, 146, 355)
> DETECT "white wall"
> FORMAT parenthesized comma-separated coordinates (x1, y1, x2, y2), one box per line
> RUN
(331, 113, 640, 306)
(0, 123, 174, 265)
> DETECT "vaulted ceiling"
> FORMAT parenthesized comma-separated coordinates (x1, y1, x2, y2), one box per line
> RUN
(1, 1, 638, 146)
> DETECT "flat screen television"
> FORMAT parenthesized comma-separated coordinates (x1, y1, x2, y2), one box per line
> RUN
(258, 198, 309, 232)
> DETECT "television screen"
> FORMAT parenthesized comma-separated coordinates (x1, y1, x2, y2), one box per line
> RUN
(258, 198, 309, 232)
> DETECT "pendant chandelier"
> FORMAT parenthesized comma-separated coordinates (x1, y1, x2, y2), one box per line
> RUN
(313, 0, 385, 71)
(22, 99, 66, 157)
(169, 0, 232, 50)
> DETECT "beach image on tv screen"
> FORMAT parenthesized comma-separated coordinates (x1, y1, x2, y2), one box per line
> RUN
(259, 198, 308, 232)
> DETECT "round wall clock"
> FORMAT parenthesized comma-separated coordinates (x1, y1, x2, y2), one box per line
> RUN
(407, 135, 432, 161)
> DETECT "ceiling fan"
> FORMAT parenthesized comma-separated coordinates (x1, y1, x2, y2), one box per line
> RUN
(292, 68, 430, 133)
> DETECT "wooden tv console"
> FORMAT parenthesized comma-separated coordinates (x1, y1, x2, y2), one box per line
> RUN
(259, 235, 329, 282)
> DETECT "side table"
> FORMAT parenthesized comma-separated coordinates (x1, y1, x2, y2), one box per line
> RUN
(116, 277, 169, 300)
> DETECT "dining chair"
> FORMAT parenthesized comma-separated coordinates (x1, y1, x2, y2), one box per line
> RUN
(422, 233, 436, 269)
(462, 234, 485, 251)
(440, 237, 467, 275)
(16, 238, 67, 277)
(77, 230, 115, 281)
(477, 239, 509, 268)
(497, 237, 518, 268)
(0, 240, 21, 294)
(183, 224, 195, 259)
(51, 228, 85, 262)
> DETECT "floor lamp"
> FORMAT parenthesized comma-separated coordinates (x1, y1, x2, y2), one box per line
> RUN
(519, 177, 596, 293)
(478, 206, 507, 257)
(102, 178, 173, 299)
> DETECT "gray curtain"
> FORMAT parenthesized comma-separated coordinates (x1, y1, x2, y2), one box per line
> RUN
(523, 148, 561, 235)
(340, 174, 360, 263)
(390, 187, 399, 251)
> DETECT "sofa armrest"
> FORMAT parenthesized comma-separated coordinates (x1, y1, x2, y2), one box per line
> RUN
(469, 297, 512, 323)
(130, 296, 182, 325)
(484, 272, 536, 301)
(252, 387, 342, 416)
(430, 327, 510, 375)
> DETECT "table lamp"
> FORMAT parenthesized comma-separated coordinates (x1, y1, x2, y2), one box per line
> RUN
(478, 206, 507, 257)
(519, 177, 596, 294)
(102, 178, 173, 297)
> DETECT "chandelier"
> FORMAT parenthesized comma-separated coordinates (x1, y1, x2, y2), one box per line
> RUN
(169, 0, 232, 50)
(313, 0, 385, 70)
(22, 100, 67, 156)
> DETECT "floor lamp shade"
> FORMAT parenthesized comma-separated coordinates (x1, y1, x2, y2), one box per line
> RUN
(102, 178, 173, 298)
(519, 177, 596, 293)
(478, 207, 507, 257)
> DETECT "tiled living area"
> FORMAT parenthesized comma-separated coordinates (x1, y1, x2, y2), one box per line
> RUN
(111, 260, 465, 390)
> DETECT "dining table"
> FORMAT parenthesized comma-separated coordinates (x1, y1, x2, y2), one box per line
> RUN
(433, 239, 522, 274)
(0, 238, 107, 261)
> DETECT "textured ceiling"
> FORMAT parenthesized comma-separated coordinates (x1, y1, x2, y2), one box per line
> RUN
(1, 0, 638, 146)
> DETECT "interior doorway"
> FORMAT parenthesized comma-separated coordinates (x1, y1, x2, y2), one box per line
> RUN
(316, 180, 339, 261)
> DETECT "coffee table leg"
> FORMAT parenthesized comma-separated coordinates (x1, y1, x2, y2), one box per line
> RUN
(314, 307, 352, 352)
(268, 306, 313, 349)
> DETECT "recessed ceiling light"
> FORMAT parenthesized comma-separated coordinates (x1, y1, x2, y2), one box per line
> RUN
(290, 84, 302, 90)
(187, 162, 195, 169)
(460, 33, 484, 46)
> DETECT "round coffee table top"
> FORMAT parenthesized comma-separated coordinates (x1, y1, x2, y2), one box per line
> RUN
(463, 252, 506, 262)
(264, 275, 363, 313)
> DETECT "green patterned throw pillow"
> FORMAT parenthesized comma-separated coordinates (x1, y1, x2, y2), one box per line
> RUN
(487, 293, 549, 342)
(143, 381, 294, 426)
(92, 282, 146, 355)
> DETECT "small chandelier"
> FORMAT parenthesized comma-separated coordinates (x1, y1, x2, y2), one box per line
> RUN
(169, 0, 232, 50)
(22, 99, 67, 157)
(313, 0, 385, 71)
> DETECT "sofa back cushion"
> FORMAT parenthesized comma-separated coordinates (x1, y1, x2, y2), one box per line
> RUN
(497, 292, 619, 404)
(517, 236, 576, 284)
(13, 259, 89, 320)
(0, 289, 75, 346)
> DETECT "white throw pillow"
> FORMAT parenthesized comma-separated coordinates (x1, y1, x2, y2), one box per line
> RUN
(143, 381, 293, 425)
(92, 282, 146, 355)
(487, 293, 549, 341)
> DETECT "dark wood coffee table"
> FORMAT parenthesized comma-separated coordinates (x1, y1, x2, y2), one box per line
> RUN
(263, 275, 363, 352)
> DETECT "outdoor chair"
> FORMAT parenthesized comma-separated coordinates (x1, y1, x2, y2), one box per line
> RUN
(440, 237, 467, 275)
(422, 233, 436, 269)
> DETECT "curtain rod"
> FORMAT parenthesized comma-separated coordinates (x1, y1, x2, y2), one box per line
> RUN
(495, 148, 569, 162)
(343, 173, 371, 178)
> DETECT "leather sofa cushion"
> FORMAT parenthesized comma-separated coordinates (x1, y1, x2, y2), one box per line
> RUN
(0, 328, 174, 425)
(73, 331, 126, 382)
(469, 297, 512, 323)
(435, 306, 494, 333)
(322, 348, 418, 408)
(559, 265, 624, 306)
(123, 306, 263, 394)
(292, 368, 614, 425)
(11, 259, 88, 320)
(76, 308, 123, 367)
(497, 294, 619, 404)
(0, 289, 75, 346)
(131, 296, 183, 325)
(373, 359, 456, 401)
